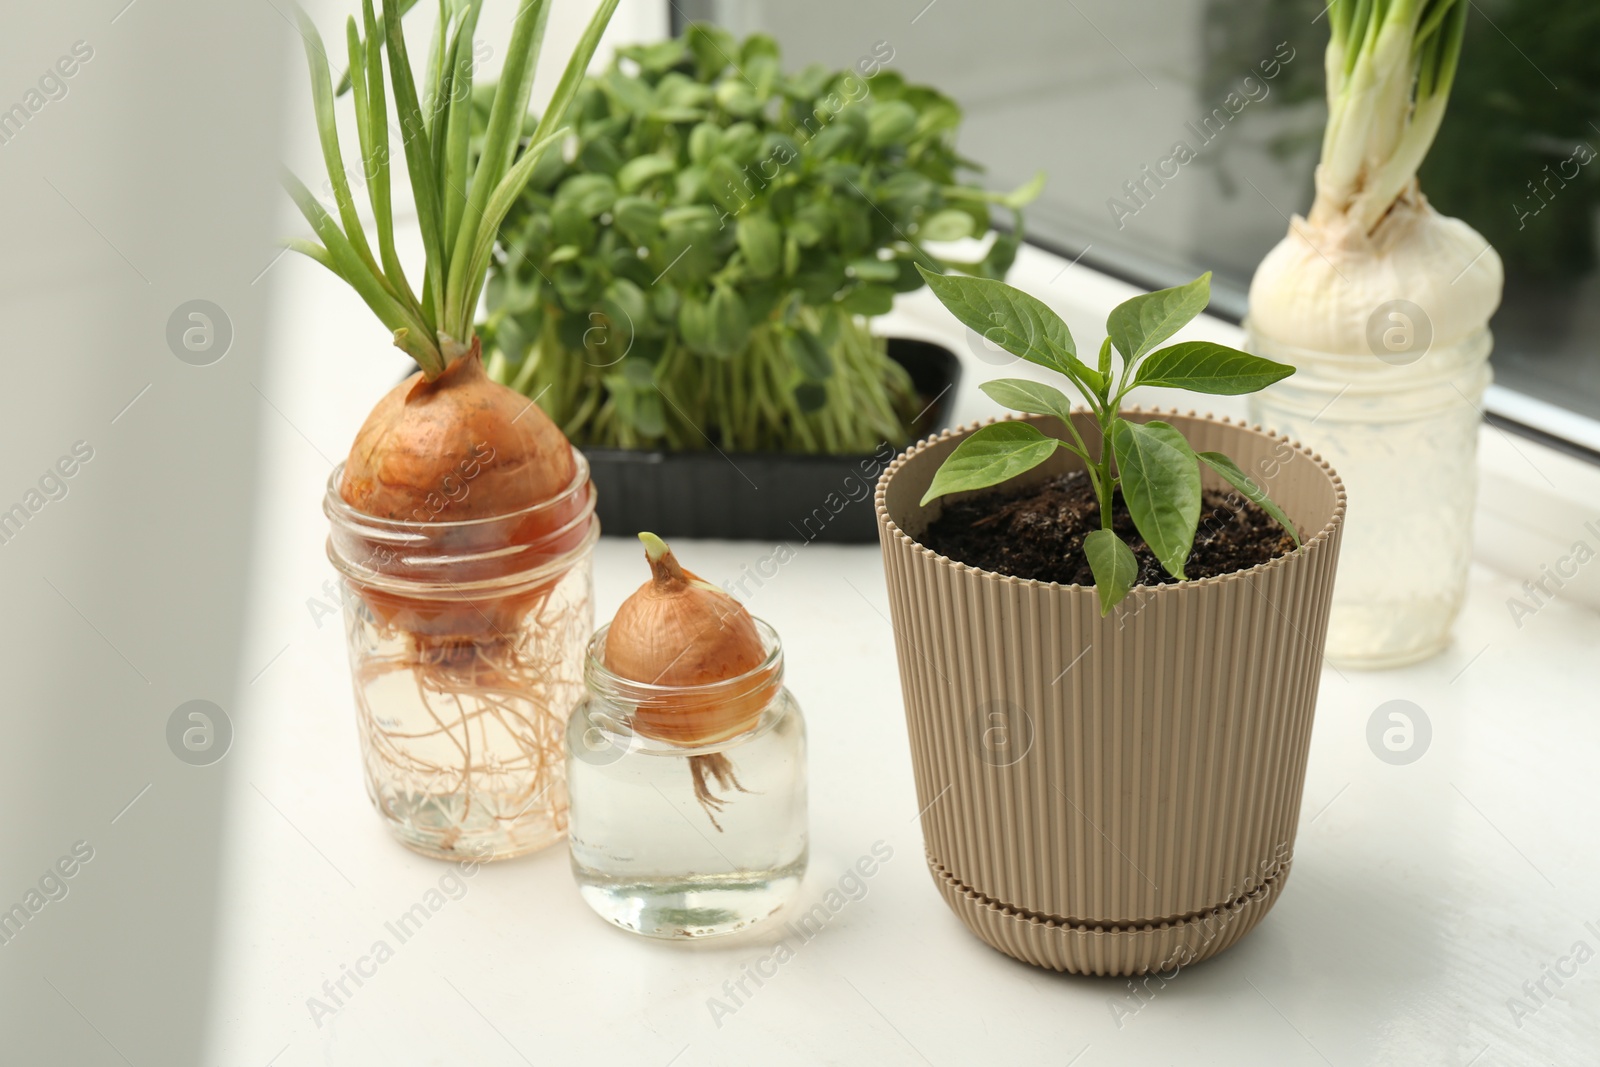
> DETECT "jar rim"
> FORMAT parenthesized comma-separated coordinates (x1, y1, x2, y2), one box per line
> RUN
(584, 618, 784, 706)
(323, 450, 593, 534)
(324, 450, 598, 596)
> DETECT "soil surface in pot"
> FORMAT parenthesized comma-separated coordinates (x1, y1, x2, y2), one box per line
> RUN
(919, 470, 1294, 587)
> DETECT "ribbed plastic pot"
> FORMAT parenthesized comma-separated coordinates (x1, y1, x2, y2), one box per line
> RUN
(874, 410, 1345, 975)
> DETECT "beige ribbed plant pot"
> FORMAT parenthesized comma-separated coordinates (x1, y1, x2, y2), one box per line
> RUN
(875, 410, 1345, 975)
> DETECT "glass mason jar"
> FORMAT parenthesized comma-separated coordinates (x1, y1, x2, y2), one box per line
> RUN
(566, 620, 808, 940)
(1244, 324, 1492, 668)
(324, 454, 598, 861)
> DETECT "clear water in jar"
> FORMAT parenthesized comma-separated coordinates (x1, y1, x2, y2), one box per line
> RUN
(566, 696, 808, 939)
(1245, 328, 1491, 668)
(342, 563, 592, 860)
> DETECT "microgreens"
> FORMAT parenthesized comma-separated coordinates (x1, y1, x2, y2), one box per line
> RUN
(480, 26, 1041, 454)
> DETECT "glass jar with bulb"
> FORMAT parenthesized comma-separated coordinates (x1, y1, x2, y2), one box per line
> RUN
(1245, 321, 1492, 668)
(565, 619, 808, 940)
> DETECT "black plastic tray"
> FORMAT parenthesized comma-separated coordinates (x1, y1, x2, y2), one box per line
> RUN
(583, 338, 962, 544)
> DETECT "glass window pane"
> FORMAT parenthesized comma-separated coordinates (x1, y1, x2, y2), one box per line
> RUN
(682, 0, 1600, 426)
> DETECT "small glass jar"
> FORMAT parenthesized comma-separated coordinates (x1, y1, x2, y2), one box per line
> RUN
(1245, 325, 1492, 668)
(566, 620, 808, 940)
(324, 455, 598, 861)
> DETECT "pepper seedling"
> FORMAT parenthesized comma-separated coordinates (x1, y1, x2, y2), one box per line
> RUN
(916, 267, 1300, 614)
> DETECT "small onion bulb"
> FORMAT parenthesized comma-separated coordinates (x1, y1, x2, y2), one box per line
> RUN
(603, 533, 774, 829)
(604, 533, 765, 705)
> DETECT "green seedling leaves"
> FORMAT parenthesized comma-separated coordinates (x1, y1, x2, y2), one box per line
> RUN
(915, 267, 1097, 388)
(794, 382, 828, 412)
(1107, 272, 1211, 363)
(839, 284, 896, 316)
(560, 173, 619, 217)
(1111, 419, 1201, 580)
(604, 357, 665, 436)
(1135, 341, 1295, 395)
(471, 23, 1045, 454)
(1197, 451, 1301, 546)
(919, 209, 976, 242)
(866, 100, 918, 146)
(914, 268, 1302, 599)
(1002, 170, 1046, 208)
(977, 380, 1083, 454)
(1084, 528, 1137, 615)
(705, 284, 750, 358)
(736, 212, 782, 278)
(848, 257, 901, 283)
(617, 153, 676, 192)
(784, 329, 832, 382)
(920, 422, 1060, 506)
(612, 195, 660, 245)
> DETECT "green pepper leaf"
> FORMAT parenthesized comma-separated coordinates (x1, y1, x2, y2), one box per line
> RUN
(1197, 451, 1301, 547)
(1083, 528, 1138, 616)
(915, 267, 1097, 390)
(1134, 341, 1295, 395)
(978, 380, 1081, 442)
(920, 421, 1061, 506)
(1111, 419, 1201, 581)
(1107, 272, 1212, 363)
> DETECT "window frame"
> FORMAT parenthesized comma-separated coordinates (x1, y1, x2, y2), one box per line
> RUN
(664, 1, 1600, 466)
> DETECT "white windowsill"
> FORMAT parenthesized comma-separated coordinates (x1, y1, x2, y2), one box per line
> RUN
(203, 231, 1600, 1066)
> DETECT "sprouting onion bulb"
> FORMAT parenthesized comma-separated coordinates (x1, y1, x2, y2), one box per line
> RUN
(1247, 0, 1502, 354)
(604, 533, 772, 830)
(341, 338, 575, 522)
(604, 533, 767, 743)
(284, 0, 619, 528)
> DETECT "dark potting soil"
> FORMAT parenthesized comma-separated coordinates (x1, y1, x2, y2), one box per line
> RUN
(918, 470, 1295, 587)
